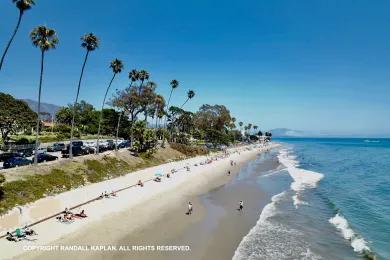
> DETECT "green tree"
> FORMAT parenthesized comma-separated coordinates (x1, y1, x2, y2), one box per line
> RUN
(70, 33, 99, 158)
(30, 25, 58, 165)
(0, 93, 36, 144)
(96, 58, 123, 153)
(0, 0, 35, 71)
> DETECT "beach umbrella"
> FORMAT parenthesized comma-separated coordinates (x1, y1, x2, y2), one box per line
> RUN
(155, 171, 163, 177)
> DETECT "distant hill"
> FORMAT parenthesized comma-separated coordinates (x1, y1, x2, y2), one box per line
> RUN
(270, 128, 307, 137)
(22, 99, 62, 118)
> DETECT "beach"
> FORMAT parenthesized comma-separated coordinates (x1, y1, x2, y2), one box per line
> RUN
(0, 143, 279, 260)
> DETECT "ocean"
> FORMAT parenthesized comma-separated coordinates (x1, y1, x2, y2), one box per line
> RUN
(233, 138, 390, 260)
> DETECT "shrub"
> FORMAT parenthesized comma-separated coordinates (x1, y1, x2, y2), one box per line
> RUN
(0, 169, 85, 214)
(170, 143, 209, 157)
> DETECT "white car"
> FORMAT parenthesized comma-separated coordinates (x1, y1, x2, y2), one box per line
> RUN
(33, 147, 47, 155)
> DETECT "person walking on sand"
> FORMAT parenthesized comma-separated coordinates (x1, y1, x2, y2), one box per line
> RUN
(239, 201, 244, 211)
(187, 202, 193, 215)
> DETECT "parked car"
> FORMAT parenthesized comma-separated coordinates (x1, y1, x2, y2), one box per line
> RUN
(16, 148, 33, 157)
(33, 147, 47, 155)
(82, 146, 95, 154)
(106, 140, 115, 150)
(0, 152, 22, 162)
(3, 157, 32, 168)
(37, 153, 58, 163)
(61, 145, 86, 158)
(117, 140, 131, 148)
(47, 143, 65, 152)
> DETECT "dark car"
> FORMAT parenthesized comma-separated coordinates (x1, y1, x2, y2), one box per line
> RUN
(61, 145, 86, 158)
(47, 143, 65, 152)
(0, 152, 22, 162)
(3, 157, 32, 168)
(17, 148, 33, 157)
(37, 153, 58, 163)
(106, 140, 115, 150)
(118, 140, 131, 149)
(81, 146, 95, 154)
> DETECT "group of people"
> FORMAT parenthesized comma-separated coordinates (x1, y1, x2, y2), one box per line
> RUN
(56, 208, 87, 223)
(6, 226, 36, 242)
(98, 191, 117, 199)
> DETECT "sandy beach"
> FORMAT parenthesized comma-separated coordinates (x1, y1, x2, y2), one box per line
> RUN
(0, 143, 280, 260)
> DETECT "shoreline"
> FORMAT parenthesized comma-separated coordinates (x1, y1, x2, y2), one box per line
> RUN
(0, 143, 279, 260)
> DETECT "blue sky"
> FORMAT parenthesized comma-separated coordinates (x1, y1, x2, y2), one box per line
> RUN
(1, 0, 390, 137)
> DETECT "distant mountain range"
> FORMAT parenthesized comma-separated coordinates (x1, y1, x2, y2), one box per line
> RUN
(270, 128, 308, 137)
(22, 99, 62, 118)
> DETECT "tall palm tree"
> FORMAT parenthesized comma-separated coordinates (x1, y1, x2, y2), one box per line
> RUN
(69, 33, 99, 159)
(30, 25, 58, 165)
(164, 79, 179, 128)
(239, 121, 243, 131)
(0, 0, 35, 71)
(137, 69, 149, 94)
(129, 69, 139, 83)
(181, 90, 195, 109)
(96, 58, 123, 154)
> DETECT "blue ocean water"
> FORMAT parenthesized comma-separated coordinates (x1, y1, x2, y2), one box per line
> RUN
(234, 138, 390, 260)
(278, 138, 390, 259)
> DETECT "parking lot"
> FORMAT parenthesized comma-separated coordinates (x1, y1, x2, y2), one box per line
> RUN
(0, 139, 129, 170)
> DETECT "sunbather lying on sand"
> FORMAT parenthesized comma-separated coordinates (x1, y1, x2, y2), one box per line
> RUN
(154, 177, 161, 182)
(6, 232, 20, 242)
(23, 226, 37, 236)
(74, 209, 87, 218)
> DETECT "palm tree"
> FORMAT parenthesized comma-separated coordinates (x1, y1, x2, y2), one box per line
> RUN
(129, 69, 139, 84)
(69, 33, 99, 159)
(164, 79, 179, 128)
(254, 125, 258, 132)
(137, 69, 149, 94)
(30, 25, 58, 165)
(181, 90, 195, 109)
(0, 0, 35, 71)
(96, 59, 123, 154)
(239, 121, 243, 131)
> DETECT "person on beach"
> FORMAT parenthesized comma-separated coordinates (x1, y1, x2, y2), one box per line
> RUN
(238, 201, 244, 211)
(228, 170, 231, 176)
(76, 209, 87, 218)
(187, 202, 193, 215)
(138, 180, 144, 187)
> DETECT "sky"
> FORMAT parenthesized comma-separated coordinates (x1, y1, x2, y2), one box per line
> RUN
(1, 0, 390, 137)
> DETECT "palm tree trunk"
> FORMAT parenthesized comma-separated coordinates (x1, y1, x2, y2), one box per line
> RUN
(164, 88, 174, 128)
(114, 110, 123, 151)
(70, 50, 89, 159)
(0, 11, 23, 71)
(181, 98, 189, 109)
(34, 50, 45, 166)
(96, 73, 116, 154)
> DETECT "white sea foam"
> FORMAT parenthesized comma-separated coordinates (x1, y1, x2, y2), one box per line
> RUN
(278, 149, 323, 208)
(233, 192, 286, 259)
(329, 213, 371, 254)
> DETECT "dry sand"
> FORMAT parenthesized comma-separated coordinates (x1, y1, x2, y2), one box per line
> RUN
(0, 143, 279, 260)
